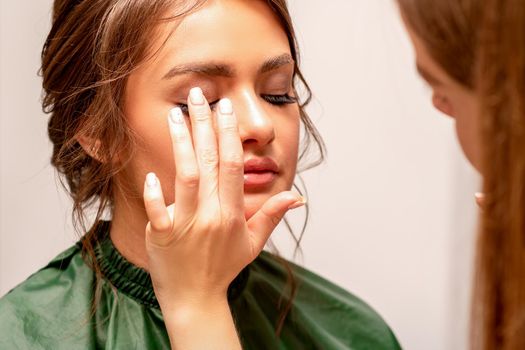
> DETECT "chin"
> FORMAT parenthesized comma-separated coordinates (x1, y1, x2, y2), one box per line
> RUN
(243, 188, 291, 221)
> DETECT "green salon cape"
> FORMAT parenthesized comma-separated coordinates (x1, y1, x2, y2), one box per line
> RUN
(0, 222, 401, 349)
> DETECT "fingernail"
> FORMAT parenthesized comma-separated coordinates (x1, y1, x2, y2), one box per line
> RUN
(169, 107, 184, 124)
(219, 98, 233, 115)
(289, 196, 306, 210)
(189, 87, 205, 105)
(146, 173, 158, 188)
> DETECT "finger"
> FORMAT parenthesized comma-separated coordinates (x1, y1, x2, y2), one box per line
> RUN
(246, 191, 306, 253)
(143, 172, 172, 236)
(216, 99, 244, 214)
(187, 87, 219, 201)
(168, 107, 199, 218)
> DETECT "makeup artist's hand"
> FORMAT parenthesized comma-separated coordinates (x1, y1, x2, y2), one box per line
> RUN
(142, 87, 304, 350)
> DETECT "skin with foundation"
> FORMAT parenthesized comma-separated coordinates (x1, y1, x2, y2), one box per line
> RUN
(109, 1, 304, 348)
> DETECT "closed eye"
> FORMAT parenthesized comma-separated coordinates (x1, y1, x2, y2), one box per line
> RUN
(176, 99, 220, 116)
(175, 94, 296, 115)
(262, 94, 297, 106)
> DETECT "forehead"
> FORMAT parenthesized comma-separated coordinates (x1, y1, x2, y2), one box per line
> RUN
(149, 0, 291, 75)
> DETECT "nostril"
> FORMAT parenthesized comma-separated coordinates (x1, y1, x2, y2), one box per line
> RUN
(242, 138, 258, 145)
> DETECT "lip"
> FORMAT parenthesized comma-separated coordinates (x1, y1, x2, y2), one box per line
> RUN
(243, 157, 279, 189)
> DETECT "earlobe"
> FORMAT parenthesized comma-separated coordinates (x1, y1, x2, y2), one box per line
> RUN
(77, 136, 103, 162)
(432, 93, 454, 118)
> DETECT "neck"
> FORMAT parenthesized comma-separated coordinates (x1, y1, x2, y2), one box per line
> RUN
(110, 192, 150, 270)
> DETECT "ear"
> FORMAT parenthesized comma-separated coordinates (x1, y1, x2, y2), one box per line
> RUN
(432, 93, 454, 118)
(77, 136, 104, 162)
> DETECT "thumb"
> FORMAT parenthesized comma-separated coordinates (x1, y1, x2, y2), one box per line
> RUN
(246, 191, 306, 253)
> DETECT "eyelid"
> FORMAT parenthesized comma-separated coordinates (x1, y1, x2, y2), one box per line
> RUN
(262, 75, 294, 91)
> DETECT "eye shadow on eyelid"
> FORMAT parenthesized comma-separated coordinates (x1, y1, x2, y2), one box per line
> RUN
(168, 87, 217, 103)
(263, 75, 293, 88)
(162, 76, 216, 93)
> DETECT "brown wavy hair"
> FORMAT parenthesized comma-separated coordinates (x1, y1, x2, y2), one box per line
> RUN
(42, 0, 325, 336)
(397, 0, 525, 348)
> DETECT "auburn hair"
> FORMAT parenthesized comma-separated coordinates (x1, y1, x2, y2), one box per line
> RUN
(397, 0, 525, 348)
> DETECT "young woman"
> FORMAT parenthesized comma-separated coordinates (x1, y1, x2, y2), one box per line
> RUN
(0, 0, 401, 349)
(397, 0, 525, 348)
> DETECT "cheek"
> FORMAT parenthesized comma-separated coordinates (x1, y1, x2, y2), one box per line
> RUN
(277, 112, 300, 175)
(123, 96, 177, 201)
(133, 122, 176, 201)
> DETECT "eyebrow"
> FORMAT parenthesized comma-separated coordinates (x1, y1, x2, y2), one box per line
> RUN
(416, 63, 443, 87)
(162, 53, 295, 80)
(259, 53, 295, 74)
(163, 63, 234, 80)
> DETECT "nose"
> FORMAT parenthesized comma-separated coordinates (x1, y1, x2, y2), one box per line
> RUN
(233, 90, 275, 147)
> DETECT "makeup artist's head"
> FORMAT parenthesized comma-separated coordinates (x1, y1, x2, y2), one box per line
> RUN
(397, 0, 525, 349)
(42, 0, 323, 257)
(397, 0, 482, 171)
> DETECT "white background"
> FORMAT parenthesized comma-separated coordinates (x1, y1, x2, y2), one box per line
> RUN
(0, 1, 479, 349)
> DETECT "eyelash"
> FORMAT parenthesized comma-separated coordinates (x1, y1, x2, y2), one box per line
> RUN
(177, 100, 219, 115)
(176, 94, 297, 115)
(262, 94, 298, 106)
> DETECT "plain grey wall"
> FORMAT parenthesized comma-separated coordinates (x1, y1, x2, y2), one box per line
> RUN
(0, 1, 479, 349)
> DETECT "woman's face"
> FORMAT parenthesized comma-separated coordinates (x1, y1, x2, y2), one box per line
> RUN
(122, 0, 300, 219)
(404, 23, 482, 172)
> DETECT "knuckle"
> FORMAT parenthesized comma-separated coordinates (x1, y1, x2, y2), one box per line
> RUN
(144, 193, 158, 203)
(199, 148, 219, 167)
(199, 219, 215, 233)
(221, 156, 244, 173)
(197, 210, 222, 232)
(144, 190, 162, 204)
(270, 215, 281, 226)
(178, 169, 199, 187)
(172, 130, 189, 144)
(193, 109, 211, 122)
(223, 214, 242, 229)
(265, 212, 282, 226)
(151, 219, 172, 233)
(220, 122, 238, 134)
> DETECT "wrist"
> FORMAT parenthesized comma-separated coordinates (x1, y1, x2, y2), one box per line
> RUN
(160, 295, 241, 350)
(160, 294, 231, 325)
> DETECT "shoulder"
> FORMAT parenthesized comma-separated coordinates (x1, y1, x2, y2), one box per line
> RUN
(1, 243, 85, 302)
(251, 251, 402, 349)
(0, 244, 95, 348)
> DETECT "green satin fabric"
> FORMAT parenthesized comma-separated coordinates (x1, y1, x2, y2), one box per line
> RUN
(0, 222, 401, 349)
